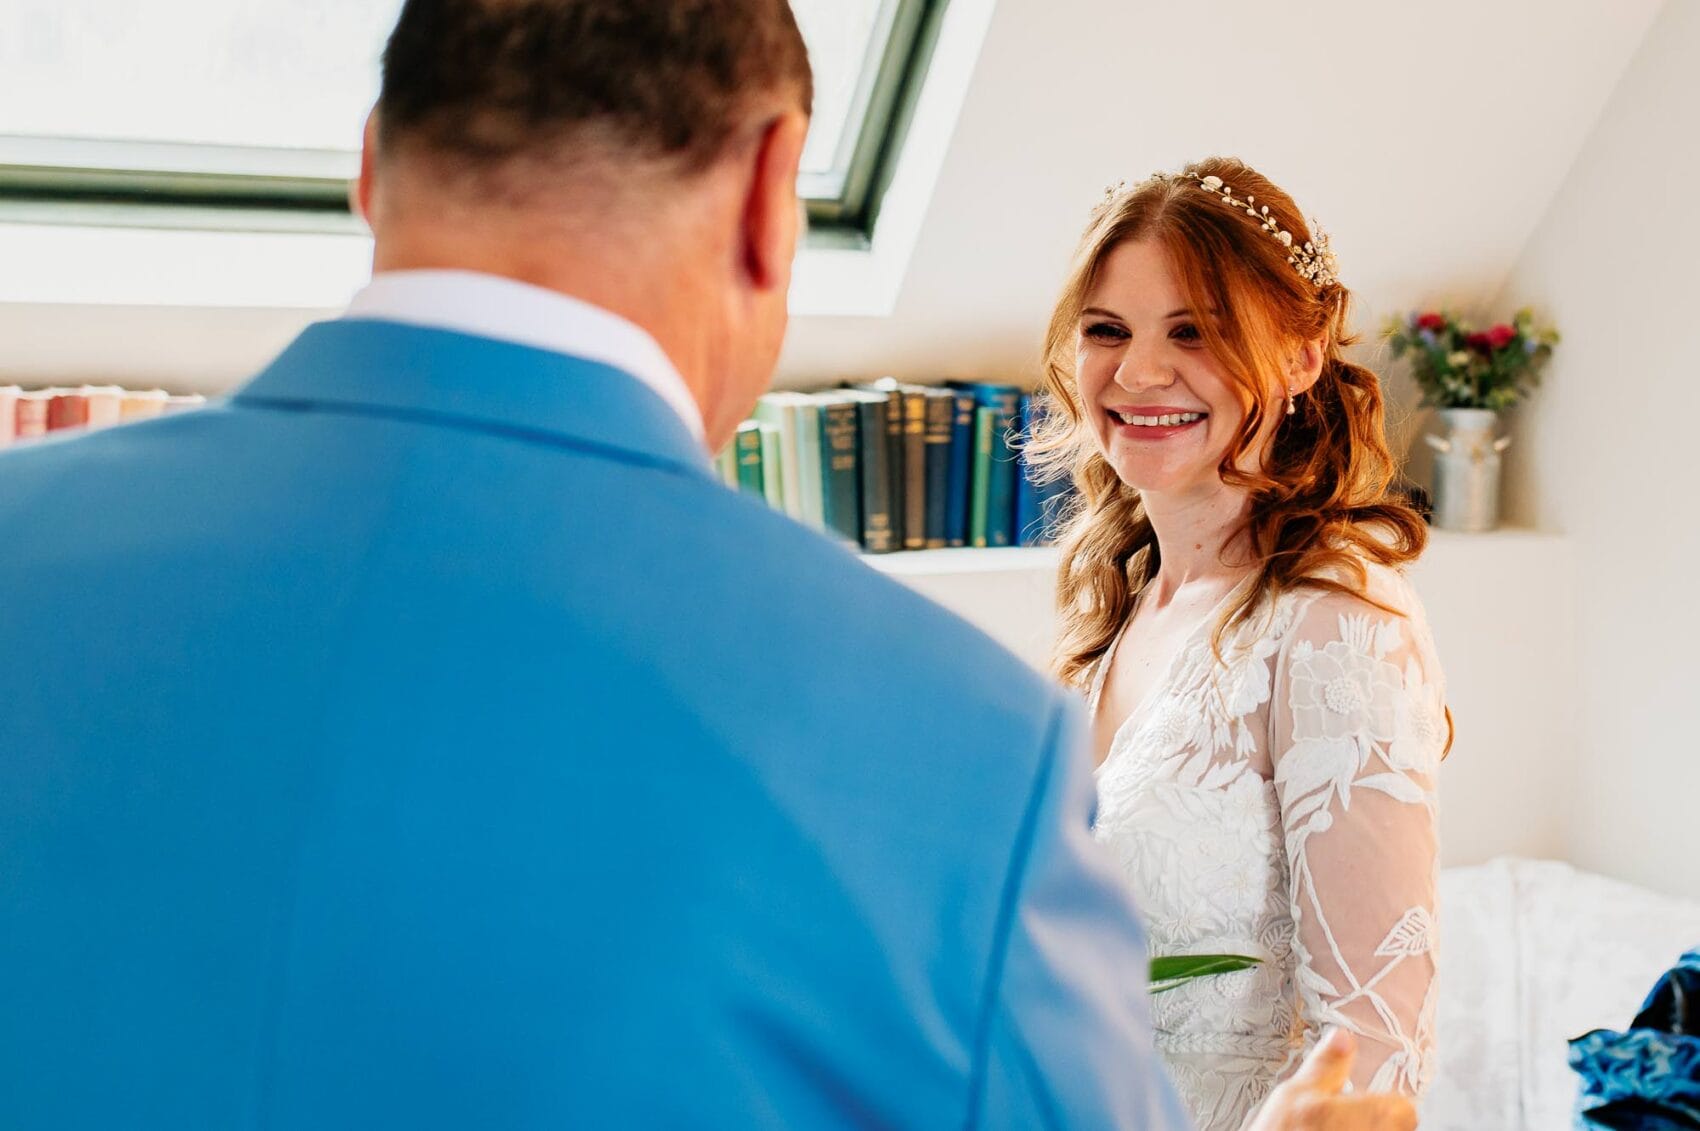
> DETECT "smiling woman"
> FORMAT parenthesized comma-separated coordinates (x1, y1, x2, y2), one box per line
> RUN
(1029, 158, 1425, 685)
(1022, 157, 1448, 1131)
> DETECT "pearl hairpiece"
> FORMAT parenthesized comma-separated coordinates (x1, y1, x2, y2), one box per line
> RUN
(1194, 174, 1340, 289)
(1098, 173, 1341, 290)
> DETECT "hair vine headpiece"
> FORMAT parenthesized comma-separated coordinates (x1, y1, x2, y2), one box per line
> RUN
(1193, 174, 1339, 289)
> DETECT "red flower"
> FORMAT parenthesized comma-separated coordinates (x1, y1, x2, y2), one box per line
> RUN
(1485, 323, 1516, 350)
(1465, 332, 1492, 351)
(1416, 313, 1447, 332)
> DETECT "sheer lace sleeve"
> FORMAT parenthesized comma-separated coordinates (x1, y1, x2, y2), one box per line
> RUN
(1267, 583, 1444, 1098)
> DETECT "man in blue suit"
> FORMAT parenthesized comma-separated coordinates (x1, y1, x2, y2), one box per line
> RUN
(0, 2, 1413, 1128)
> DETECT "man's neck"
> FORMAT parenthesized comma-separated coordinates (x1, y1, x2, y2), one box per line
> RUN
(370, 218, 723, 435)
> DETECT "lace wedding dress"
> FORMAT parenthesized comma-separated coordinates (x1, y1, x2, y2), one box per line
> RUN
(1087, 561, 1444, 1131)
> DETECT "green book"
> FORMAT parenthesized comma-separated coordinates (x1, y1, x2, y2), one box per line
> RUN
(970, 405, 996, 548)
(816, 393, 862, 546)
(842, 390, 895, 553)
(758, 422, 785, 510)
(848, 379, 906, 549)
(734, 419, 765, 498)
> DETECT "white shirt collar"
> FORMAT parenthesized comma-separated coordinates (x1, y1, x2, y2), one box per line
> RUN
(342, 269, 706, 449)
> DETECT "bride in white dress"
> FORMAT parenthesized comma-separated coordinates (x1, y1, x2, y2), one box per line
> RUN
(1028, 158, 1448, 1131)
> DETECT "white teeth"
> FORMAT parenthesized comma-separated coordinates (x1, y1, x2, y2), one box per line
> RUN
(1115, 411, 1204, 427)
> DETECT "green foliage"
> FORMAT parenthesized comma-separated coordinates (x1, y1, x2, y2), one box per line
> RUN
(1383, 307, 1560, 411)
(1150, 954, 1262, 995)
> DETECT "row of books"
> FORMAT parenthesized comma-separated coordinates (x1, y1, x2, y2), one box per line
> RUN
(0, 385, 207, 447)
(713, 380, 1074, 552)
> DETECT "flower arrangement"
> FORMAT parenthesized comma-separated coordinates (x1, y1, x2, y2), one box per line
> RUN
(1383, 307, 1560, 412)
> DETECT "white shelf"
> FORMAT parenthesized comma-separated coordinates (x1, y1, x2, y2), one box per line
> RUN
(863, 545, 1059, 577)
(871, 525, 1577, 872)
(860, 528, 1556, 581)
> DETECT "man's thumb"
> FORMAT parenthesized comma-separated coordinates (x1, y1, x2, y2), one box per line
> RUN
(1289, 1028, 1356, 1094)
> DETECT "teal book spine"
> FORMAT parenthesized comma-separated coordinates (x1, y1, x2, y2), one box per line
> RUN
(969, 406, 996, 548)
(974, 385, 1023, 547)
(817, 395, 862, 546)
(734, 420, 765, 498)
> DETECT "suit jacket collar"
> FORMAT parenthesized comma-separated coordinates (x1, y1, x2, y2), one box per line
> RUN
(234, 319, 712, 478)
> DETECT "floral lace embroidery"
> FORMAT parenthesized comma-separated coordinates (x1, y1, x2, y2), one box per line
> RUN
(1090, 567, 1443, 1131)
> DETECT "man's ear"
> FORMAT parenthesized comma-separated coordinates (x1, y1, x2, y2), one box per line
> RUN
(740, 111, 809, 292)
(351, 109, 380, 230)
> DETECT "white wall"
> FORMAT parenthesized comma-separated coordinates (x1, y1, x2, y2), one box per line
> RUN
(884, 531, 1577, 868)
(1, 0, 1684, 892)
(0, 0, 1663, 410)
(1494, 0, 1700, 899)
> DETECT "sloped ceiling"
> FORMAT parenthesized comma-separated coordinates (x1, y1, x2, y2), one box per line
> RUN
(778, 0, 1666, 405)
(0, 0, 1666, 399)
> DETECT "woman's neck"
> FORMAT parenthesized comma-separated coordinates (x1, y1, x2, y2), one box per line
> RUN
(1140, 482, 1256, 608)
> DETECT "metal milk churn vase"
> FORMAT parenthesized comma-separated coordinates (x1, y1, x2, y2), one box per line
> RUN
(1424, 408, 1512, 532)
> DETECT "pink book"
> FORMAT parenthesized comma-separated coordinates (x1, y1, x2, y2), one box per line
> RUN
(46, 389, 89, 432)
(15, 391, 51, 439)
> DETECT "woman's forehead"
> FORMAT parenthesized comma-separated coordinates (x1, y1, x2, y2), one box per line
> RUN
(1086, 239, 1187, 312)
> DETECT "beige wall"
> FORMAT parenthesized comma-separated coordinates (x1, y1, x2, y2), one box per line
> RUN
(890, 531, 1578, 869)
(1495, 0, 1700, 898)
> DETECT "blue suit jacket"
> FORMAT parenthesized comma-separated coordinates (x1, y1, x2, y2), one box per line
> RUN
(0, 320, 1186, 1129)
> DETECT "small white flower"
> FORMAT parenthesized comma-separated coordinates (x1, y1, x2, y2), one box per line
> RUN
(1202, 175, 1224, 189)
(1447, 351, 1472, 368)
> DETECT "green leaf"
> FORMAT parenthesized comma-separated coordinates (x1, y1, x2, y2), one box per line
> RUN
(1149, 953, 1261, 994)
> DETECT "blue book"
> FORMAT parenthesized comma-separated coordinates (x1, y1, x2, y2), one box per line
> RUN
(951, 382, 1022, 548)
(1016, 394, 1075, 546)
(1015, 395, 1043, 545)
(944, 390, 975, 547)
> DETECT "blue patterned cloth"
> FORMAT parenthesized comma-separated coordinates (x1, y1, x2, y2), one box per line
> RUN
(1570, 948, 1700, 1129)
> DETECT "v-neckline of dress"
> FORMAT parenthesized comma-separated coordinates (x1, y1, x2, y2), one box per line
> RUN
(1088, 574, 1255, 774)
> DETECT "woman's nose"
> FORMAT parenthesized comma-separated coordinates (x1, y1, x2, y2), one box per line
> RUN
(1114, 339, 1175, 392)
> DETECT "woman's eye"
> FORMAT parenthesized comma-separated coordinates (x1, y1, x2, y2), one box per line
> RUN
(1084, 322, 1129, 343)
(1171, 323, 1201, 342)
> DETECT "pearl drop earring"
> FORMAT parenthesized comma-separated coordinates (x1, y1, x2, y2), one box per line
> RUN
(1286, 388, 1298, 416)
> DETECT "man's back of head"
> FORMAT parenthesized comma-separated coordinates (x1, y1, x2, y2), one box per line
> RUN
(357, 0, 816, 447)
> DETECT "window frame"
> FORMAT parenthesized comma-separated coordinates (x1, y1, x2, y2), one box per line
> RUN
(0, 0, 948, 244)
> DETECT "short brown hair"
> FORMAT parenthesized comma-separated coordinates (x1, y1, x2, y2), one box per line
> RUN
(376, 0, 813, 173)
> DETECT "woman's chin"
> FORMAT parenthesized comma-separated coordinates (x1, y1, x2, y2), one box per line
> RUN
(1108, 461, 1213, 497)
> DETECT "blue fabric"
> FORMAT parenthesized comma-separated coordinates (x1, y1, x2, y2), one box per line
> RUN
(0, 320, 1187, 1130)
(1571, 948, 1700, 1129)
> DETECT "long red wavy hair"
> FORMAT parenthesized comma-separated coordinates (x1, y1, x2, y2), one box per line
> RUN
(1028, 157, 1428, 688)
